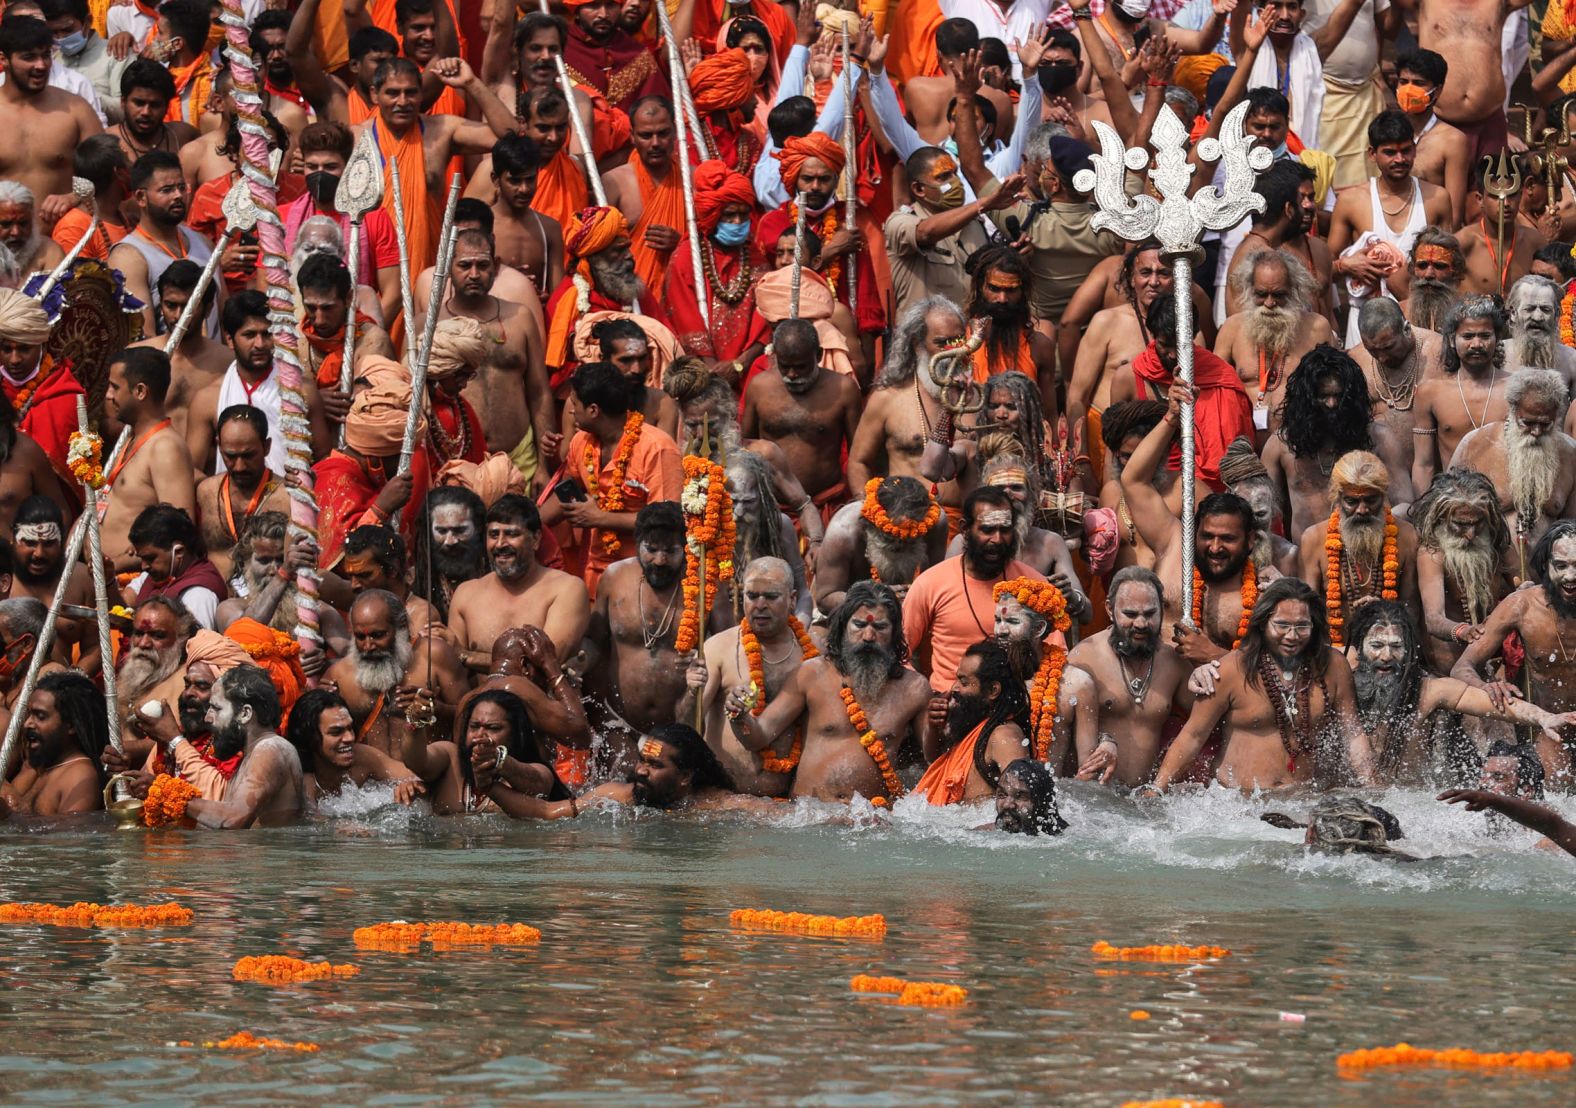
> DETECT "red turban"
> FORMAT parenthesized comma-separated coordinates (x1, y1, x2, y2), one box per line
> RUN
(689, 47, 757, 114)
(775, 133, 845, 192)
(692, 159, 756, 233)
(564, 205, 631, 264)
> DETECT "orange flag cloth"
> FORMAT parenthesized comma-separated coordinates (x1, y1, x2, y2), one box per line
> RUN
(546, 206, 632, 372)
(629, 153, 686, 293)
(916, 722, 987, 806)
(775, 133, 845, 192)
(532, 149, 591, 239)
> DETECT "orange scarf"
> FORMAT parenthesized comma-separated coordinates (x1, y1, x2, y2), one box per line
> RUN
(348, 86, 373, 125)
(372, 117, 439, 275)
(629, 153, 685, 294)
(971, 331, 1038, 382)
(916, 721, 987, 806)
(530, 149, 589, 238)
(306, 312, 377, 389)
(165, 52, 215, 126)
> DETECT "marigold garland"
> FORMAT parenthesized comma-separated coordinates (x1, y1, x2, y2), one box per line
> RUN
(729, 909, 887, 936)
(0, 901, 192, 928)
(1121, 1100, 1225, 1108)
(1336, 1044, 1573, 1071)
(741, 615, 819, 774)
(840, 685, 904, 801)
(1091, 940, 1230, 962)
(353, 921, 542, 950)
(898, 982, 969, 1007)
(850, 974, 908, 993)
(232, 956, 360, 983)
(674, 454, 737, 654)
(585, 411, 644, 556)
(1561, 280, 1576, 348)
(1191, 560, 1257, 649)
(1324, 507, 1399, 648)
(143, 774, 201, 827)
(179, 1031, 321, 1052)
(789, 203, 844, 294)
(66, 429, 106, 489)
(860, 477, 940, 540)
(993, 578, 1072, 760)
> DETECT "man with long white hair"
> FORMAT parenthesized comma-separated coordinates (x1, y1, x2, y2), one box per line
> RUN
(1504, 274, 1576, 387)
(1214, 249, 1336, 432)
(321, 588, 450, 758)
(1411, 468, 1514, 671)
(1451, 368, 1576, 553)
(0, 180, 62, 274)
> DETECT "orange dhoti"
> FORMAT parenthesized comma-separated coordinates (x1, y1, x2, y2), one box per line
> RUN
(916, 722, 986, 806)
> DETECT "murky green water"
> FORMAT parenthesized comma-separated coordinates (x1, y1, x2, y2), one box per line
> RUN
(1, 784, 1573, 1106)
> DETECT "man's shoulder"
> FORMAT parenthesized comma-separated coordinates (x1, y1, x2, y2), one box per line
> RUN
(908, 554, 960, 592)
(1005, 558, 1047, 582)
(636, 422, 680, 456)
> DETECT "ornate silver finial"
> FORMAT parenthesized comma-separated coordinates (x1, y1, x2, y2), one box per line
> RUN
(1072, 101, 1272, 257)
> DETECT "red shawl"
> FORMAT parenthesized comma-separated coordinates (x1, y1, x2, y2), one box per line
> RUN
(664, 238, 765, 362)
(135, 557, 228, 605)
(1130, 344, 1254, 491)
(313, 450, 431, 569)
(562, 24, 669, 112)
(427, 393, 487, 467)
(4, 356, 84, 478)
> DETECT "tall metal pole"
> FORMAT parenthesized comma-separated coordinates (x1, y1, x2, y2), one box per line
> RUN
(1172, 254, 1197, 617)
(840, 28, 858, 322)
(537, 0, 607, 205)
(653, 0, 709, 329)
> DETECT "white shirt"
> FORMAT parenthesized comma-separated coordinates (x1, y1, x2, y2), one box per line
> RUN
(127, 572, 220, 630)
(751, 45, 864, 210)
(941, 0, 1053, 82)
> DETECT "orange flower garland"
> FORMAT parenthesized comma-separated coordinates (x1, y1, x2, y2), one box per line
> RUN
(674, 455, 737, 654)
(850, 974, 908, 993)
(1191, 559, 1257, 649)
(584, 411, 644, 556)
(143, 774, 201, 827)
(353, 921, 542, 950)
(730, 909, 886, 936)
(1091, 940, 1230, 962)
(993, 578, 1072, 760)
(839, 685, 904, 801)
(1561, 280, 1576, 347)
(232, 956, 360, 983)
(847, 975, 967, 1005)
(180, 1031, 321, 1052)
(66, 429, 106, 490)
(0, 901, 192, 928)
(741, 615, 819, 774)
(860, 477, 941, 540)
(1337, 1044, 1572, 1071)
(1324, 507, 1399, 648)
(1121, 1100, 1225, 1108)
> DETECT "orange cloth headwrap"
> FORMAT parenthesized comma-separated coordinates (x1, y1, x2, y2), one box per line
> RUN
(1172, 53, 1228, 102)
(775, 133, 846, 192)
(692, 160, 757, 233)
(564, 206, 632, 267)
(224, 618, 307, 722)
(689, 47, 758, 114)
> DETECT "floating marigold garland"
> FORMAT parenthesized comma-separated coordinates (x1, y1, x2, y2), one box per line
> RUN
(729, 909, 887, 936)
(839, 685, 903, 802)
(1191, 559, 1257, 649)
(993, 578, 1072, 760)
(1091, 940, 1230, 962)
(674, 455, 736, 654)
(143, 774, 201, 827)
(353, 921, 542, 950)
(1324, 507, 1399, 648)
(584, 411, 644, 556)
(0, 902, 192, 928)
(66, 429, 106, 489)
(1337, 1044, 1572, 1071)
(1121, 1100, 1225, 1108)
(232, 956, 360, 983)
(848, 974, 968, 1006)
(178, 1031, 321, 1052)
(850, 974, 908, 993)
(741, 615, 819, 774)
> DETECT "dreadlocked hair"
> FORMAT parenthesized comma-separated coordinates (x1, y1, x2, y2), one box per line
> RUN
(965, 244, 1034, 372)
(1099, 399, 1168, 455)
(963, 639, 1030, 790)
(1411, 467, 1510, 557)
(977, 432, 1043, 502)
(981, 371, 1047, 476)
(1345, 600, 1424, 772)
(727, 448, 783, 571)
(1274, 344, 1375, 459)
(663, 356, 732, 410)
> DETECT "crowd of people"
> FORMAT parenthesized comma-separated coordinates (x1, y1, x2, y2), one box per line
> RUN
(3, 0, 1576, 849)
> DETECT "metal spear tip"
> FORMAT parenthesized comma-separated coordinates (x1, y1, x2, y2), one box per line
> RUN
(70, 177, 94, 202)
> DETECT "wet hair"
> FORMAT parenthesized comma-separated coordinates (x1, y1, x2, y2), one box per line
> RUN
(343, 525, 405, 575)
(646, 722, 735, 792)
(486, 492, 540, 533)
(458, 689, 566, 797)
(1440, 294, 1508, 374)
(156, 1, 208, 57)
(1100, 399, 1168, 454)
(349, 26, 400, 63)
(1240, 577, 1330, 691)
(286, 688, 350, 773)
(1346, 599, 1424, 752)
(492, 132, 542, 176)
(1274, 345, 1375, 458)
(297, 253, 352, 300)
(825, 580, 909, 671)
(219, 663, 283, 732)
(877, 296, 966, 388)
(634, 501, 684, 545)
(371, 56, 422, 90)
(1194, 490, 1257, 537)
(1535, 240, 1576, 283)
(935, 16, 980, 57)
(1108, 564, 1165, 612)
(216, 404, 269, 444)
(129, 503, 205, 557)
(230, 510, 288, 581)
(128, 150, 182, 192)
(962, 639, 1030, 790)
(220, 289, 270, 339)
(1251, 159, 1314, 228)
(1411, 467, 1509, 557)
(571, 360, 631, 416)
(121, 56, 177, 102)
(767, 95, 816, 146)
(33, 671, 108, 778)
(1484, 739, 1545, 798)
(1397, 48, 1447, 88)
(113, 346, 171, 404)
(1367, 110, 1415, 148)
(1115, 239, 1164, 301)
(998, 758, 1068, 835)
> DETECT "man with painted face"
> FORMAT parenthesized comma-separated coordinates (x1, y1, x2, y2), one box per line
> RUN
(116, 595, 197, 749)
(339, 524, 443, 641)
(0, 671, 106, 818)
(582, 722, 774, 812)
(1460, 153, 1545, 296)
(1395, 50, 1471, 226)
(1410, 468, 1514, 673)
(177, 664, 303, 828)
(964, 245, 1058, 417)
(5, 499, 93, 665)
(664, 158, 765, 378)
(990, 758, 1068, 836)
(742, 319, 862, 521)
(885, 146, 999, 325)
(1411, 294, 1510, 493)
(413, 486, 487, 623)
(1502, 275, 1576, 386)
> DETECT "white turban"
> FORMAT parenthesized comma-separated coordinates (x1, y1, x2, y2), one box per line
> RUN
(0, 287, 51, 345)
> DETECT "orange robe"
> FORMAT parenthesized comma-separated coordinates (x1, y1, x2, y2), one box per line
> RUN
(971, 332, 1039, 382)
(348, 87, 373, 125)
(531, 149, 589, 241)
(556, 422, 684, 595)
(887, 0, 944, 84)
(916, 722, 987, 806)
(629, 154, 685, 295)
(165, 52, 215, 126)
(312, 0, 349, 72)
(370, 116, 439, 348)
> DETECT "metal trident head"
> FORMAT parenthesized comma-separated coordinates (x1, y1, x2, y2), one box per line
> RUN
(1482, 148, 1523, 200)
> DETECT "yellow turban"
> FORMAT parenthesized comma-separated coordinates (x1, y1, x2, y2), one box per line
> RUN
(1328, 450, 1389, 498)
(564, 206, 631, 265)
(346, 381, 423, 457)
(425, 317, 491, 381)
(1172, 53, 1227, 102)
(0, 287, 52, 345)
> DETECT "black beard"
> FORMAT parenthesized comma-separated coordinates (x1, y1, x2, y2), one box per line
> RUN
(1110, 624, 1157, 658)
(964, 531, 1017, 577)
(996, 807, 1036, 835)
(643, 561, 684, 592)
(432, 537, 484, 581)
(1545, 579, 1576, 619)
(946, 693, 991, 747)
(24, 729, 60, 769)
(13, 560, 57, 585)
(982, 299, 1027, 326)
(1353, 659, 1410, 725)
(211, 718, 249, 760)
(1198, 546, 1250, 584)
(178, 698, 209, 735)
(840, 641, 896, 703)
(997, 635, 1040, 681)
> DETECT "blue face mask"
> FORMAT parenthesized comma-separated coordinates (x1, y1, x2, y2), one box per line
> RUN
(714, 220, 751, 247)
(1271, 141, 1289, 160)
(56, 31, 88, 57)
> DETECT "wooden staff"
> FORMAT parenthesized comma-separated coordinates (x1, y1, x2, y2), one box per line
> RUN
(166, 176, 259, 351)
(536, 0, 608, 205)
(653, 0, 709, 330)
(334, 129, 386, 445)
(790, 190, 807, 318)
(840, 27, 858, 322)
(399, 175, 464, 477)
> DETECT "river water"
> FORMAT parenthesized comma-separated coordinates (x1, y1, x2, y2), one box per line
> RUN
(1, 783, 1573, 1106)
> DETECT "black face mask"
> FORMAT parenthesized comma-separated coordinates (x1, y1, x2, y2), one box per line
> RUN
(306, 171, 340, 206)
(1038, 62, 1078, 96)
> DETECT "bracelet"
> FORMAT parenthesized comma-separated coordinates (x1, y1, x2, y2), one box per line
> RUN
(928, 409, 955, 447)
(1071, 7, 1093, 18)
(1146, 79, 1166, 87)
(1452, 622, 1472, 643)
(550, 671, 568, 692)
(1097, 737, 1118, 750)
(568, 794, 580, 818)
(494, 746, 508, 772)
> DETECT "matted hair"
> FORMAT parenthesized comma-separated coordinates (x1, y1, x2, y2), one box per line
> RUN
(1440, 294, 1508, 375)
(1412, 467, 1510, 556)
(1227, 248, 1315, 313)
(825, 580, 909, 672)
(877, 296, 965, 389)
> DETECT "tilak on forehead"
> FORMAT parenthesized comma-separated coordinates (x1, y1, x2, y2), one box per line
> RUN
(985, 270, 1023, 290)
(980, 509, 1014, 528)
(1414, 245, 1455, 267)
(639, 737, 663, 760)
(15, 523, 60, 543)
(987, 467, 1028, 487)
(342, 551, 380, 575)
(929, 154, 957, 179)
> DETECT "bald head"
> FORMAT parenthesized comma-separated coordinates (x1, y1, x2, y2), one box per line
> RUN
(744, 556, 793, 593)
(350, 588, 406, 631)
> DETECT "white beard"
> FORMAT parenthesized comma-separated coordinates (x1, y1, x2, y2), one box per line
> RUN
(351, 630, 413, 694)
(915, 352, 943, 399)
(1514, 327, 1557, 370)
(120, 645, 183, 705)
(1505, 416, 1561, 523)
(1437, 531, 1499, 624)
(1246, 305, 1300, 356)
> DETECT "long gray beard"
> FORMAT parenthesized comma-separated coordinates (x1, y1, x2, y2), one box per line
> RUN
(1505, 417, 1560, 523)
(588, 254, 644, 304)
(351, 631, 413, 694)
(840, 642, 896, 705)
(1408, 278, 1458, 331)
(120, 646, 183, 705)
(864, 522, 929, 586)
(1246, 305, 1300, 356)
(914, 351, 943, 399)
(1250, 530, 1275, 570)
(1515, 326, 1557, 369)
(1341, 512, 1385, 572)
(244, 568, 300, 631)
(1353, 660, 1409, 727)
(1437, 532, 1498, 624)
(998, 635, 1040, 681)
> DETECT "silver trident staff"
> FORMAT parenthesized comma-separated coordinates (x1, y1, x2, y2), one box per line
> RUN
(399, 174, 464, 478)
(334, 128, 386, 444)
(73, 397, 120, 739)
(840, 26, 858, 323)
(1072, 102, 1269, 620)
(535, 0, 608, 206)
(387, 156, 418, 351)
(653, 0, 709, 330)
(166, 176, 260, 351)
(790, 190, 807, 318)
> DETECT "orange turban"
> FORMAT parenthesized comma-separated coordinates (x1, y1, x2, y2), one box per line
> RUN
(564, 205, 631, 266)
(437, 452, 526, 506)
(346, 380, 423, 457)
(692, 159, 756, 233)
(775, 133, 845, 192)
(184, 630, 251, 677)
(1172, 53, 1228, 102)
(689, 47, 757, 114)
(224, 618, 306, 722)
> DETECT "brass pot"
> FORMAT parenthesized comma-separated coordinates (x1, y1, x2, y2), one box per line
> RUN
(103, 773, 145, 831)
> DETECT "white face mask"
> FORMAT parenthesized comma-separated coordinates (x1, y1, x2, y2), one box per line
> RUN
(1117, 0, 1149, 18)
